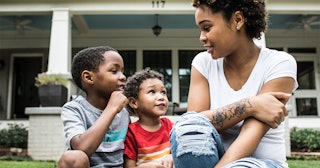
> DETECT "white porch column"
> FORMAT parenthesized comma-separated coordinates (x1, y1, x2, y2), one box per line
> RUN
(47, 9, 78, 99)
(47, 8, 71, 74)
(171, 49, 179, 104)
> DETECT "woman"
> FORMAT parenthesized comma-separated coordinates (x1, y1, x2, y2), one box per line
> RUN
(170, 0, 298, 168)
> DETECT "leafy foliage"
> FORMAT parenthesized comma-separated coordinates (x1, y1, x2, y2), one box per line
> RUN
(287, 154, 320, 161)
(290, 127, 320, 152)
(34, 73, 68, 87)
(0, 124, 28, 148)
(0, 155, 32, 161)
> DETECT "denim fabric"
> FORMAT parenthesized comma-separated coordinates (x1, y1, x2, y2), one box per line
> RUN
(224, 157, 285, 168)
(170, 112, 225, 168)
(170, 112, 287, 168)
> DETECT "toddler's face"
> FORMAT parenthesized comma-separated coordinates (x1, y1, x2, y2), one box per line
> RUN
(135, 78, 169, 116)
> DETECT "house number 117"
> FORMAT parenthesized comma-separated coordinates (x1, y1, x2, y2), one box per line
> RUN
(152, 0, 166, 8)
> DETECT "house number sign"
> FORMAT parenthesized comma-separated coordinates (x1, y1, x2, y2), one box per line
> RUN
(152, 0, 166, 8)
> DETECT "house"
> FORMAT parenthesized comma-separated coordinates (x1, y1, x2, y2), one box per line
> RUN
(0, 0, 319, 127)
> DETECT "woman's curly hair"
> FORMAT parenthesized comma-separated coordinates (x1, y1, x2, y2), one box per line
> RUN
(192, 0, 268, 39)
(124, 68, 164, 114)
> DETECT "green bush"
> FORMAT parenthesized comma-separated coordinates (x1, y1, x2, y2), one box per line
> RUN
(0, 123, 28, 148)
(290, 127, 320, 152)
(287, 154, 320, 161)
(0, 155, 32, 161)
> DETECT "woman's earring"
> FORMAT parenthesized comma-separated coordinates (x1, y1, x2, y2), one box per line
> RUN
(236, 26, 240, 30)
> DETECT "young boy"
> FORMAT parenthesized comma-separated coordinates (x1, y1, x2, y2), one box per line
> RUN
(123, 68, 174, 168)
(57, 46, 130, 168)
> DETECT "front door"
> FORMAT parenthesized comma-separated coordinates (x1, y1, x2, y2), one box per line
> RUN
(11, 57, 42, 118)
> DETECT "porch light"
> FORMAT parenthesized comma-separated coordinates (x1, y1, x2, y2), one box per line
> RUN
(152, 14, 162, 37)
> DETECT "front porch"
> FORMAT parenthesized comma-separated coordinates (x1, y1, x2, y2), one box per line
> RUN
(0, 107, 319, 161)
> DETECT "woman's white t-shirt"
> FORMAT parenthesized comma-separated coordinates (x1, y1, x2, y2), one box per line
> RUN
(192, 47, 298, 167)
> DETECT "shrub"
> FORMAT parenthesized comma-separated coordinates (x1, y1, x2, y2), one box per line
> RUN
(0, 123, 28, 148)
(34, 73, 68, 87)
(287, 154, 320, 161)
(290, 127, 320, 152)
(0, 155, 32, 161)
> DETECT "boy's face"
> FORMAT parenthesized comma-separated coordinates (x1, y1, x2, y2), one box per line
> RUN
(92, 51, 126, 97)
(134, 78, 169, 117)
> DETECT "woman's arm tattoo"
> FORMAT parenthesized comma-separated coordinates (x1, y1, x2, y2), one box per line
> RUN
(211, 98, 252, 129)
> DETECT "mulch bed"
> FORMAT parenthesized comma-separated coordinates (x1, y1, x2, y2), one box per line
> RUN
(0, 148, 28, 156)
(291, 151, 320, 156)
(289, 150, 320, 160)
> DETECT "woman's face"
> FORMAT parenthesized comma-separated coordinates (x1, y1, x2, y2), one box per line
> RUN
(195, 6, 239, 59)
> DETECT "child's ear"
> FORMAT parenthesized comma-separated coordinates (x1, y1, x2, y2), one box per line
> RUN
(82, 70, 94, 84)
(128, 97, 138, 109)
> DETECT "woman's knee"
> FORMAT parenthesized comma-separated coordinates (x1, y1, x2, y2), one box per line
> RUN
(170, 112, 224, 158)
(170, 113, 225, 168)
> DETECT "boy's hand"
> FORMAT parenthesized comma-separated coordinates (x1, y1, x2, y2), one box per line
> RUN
(250, 92, 291, 129)
(106, 91, 128, 114)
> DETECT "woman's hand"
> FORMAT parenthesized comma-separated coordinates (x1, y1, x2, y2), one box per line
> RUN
(250, 92, 291, 128)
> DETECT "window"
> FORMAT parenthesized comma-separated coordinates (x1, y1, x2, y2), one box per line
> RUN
(178, 50, 203, 102)
(143, 50, 172, 100)
(269, 47, 283, 51)
(295, 59, 318, 116)
(296, 98, 317, 116)
(119, 50, 136, 77)
(288, 48, 316, 53)
(297, 61, 315, 89)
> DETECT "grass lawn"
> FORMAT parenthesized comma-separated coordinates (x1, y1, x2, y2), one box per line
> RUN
(0, 160, 56, 168)
(0, 160, 319, 168)
(287, 160, 320, 168)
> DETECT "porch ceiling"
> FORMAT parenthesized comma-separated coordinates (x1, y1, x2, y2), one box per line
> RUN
(0, 14, 319, 35)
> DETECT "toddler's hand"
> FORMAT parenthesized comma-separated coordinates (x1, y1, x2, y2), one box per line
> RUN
(160, 154, 174, 168)
(137, 162, 166, 168)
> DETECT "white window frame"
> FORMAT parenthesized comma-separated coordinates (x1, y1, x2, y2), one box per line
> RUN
(291, 54, 320, 117)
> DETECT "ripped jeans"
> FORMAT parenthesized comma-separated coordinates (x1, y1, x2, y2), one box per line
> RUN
(170, 111, 225, 168)
(170, 112, 286, 168)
